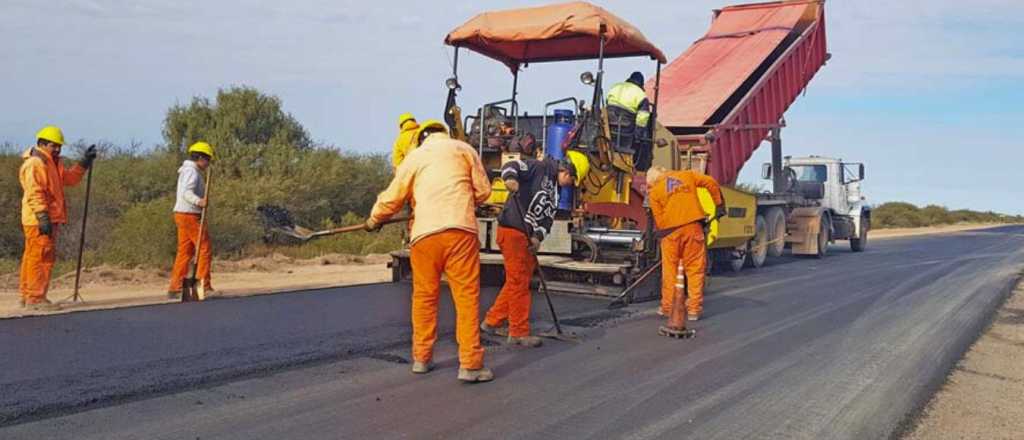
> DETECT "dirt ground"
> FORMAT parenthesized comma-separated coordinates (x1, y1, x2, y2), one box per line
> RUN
(0, 253, 393, 319)
(871, 223, 1013, 240)
(905, 278, 1024, 440)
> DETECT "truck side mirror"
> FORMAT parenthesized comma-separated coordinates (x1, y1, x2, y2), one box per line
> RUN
(761, 163, 772, 180)
(858, 164, 865, 180)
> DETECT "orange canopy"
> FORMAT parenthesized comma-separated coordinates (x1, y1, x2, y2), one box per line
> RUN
(445, 1, 667, 71)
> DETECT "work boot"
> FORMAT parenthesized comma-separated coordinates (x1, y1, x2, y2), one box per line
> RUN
(507, 335, 543, 348)
(411, 361, 435, 374)
(480, 321, 508, 337)
(687, 314, 701, 322)
(27, 300, 61, 312)
(167, 290, 181, 300)
(458, 367, 494, 383)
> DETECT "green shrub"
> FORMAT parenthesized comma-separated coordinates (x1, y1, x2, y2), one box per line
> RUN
(872, 201, 1024, 229)
(101, 196, 178, 268)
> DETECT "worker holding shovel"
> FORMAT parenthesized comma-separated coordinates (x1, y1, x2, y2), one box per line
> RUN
(168, 142, 215, 300)
(365, 120, 495, 383)
(480, 151, 588, 347)
(18, 126, 96, 311)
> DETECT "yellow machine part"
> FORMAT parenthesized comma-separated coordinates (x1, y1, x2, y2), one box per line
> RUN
(697, 189, 719, 246)
(708, 186, 757, 250)
(581, 166, 630, 205)
(487, 178, 510, 204)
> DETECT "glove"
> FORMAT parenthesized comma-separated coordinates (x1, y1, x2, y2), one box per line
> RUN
(36, 212, 53, 236)
(81, 144, 97, 169)
(527, 235, 542, 254)
(364, 218, 381, 232)
(504, 179, 520, 193)
(715, 204, 727, 220)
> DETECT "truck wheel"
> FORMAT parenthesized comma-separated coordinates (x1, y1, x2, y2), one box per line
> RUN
(746, 215, 768, 268)
(728, 253, 745, 272)
(765, 208, 786, 258)
(850, 215, 868, 252)
(816, 215, 831, 258)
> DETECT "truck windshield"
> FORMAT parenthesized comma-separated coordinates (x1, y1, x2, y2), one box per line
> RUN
(790, 165, 827, 182)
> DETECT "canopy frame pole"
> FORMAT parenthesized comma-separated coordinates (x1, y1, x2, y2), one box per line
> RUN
(453, 47, 460, 78)
(591, 33, 606, 113)
(651, 61, 662, 142)
(512, 67, 520, 132)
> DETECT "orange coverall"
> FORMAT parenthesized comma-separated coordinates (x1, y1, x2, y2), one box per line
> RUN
(648, 170, 723, 316)
(484, 226, 536, 338)
(18, 147, 85, 304)
(168, 213, 213, 291)
(369, 132, 491, 369)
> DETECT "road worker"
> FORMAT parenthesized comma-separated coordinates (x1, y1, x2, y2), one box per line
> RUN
(18, 126, 96, 311)
(607, 71, 653, 171)
(365, 120, 495, 383)
(646, 166, 724, 329)
(481, 150, 589, 347)
(168, 142, 215, 299)
(391, 113, 420, 169)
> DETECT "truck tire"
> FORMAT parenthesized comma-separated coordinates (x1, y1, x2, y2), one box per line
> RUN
(850, 215, 868, 252)
(765, 207, 786, 258)
(816, 215, 831, 258)
(746, 215, 768, 268)
(728, 252, 745, 272)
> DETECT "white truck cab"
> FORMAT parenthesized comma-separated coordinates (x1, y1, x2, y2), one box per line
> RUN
(776, 156, 871, 252)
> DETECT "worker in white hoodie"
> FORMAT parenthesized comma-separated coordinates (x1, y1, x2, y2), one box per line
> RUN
(167, 142, 215, 299)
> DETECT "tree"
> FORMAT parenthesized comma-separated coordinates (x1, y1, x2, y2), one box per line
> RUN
(162, 86, 312, 151)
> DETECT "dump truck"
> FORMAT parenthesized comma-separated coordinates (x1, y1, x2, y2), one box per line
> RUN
(389, 0, 870, 304)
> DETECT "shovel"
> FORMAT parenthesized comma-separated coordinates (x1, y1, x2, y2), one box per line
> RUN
(182, 166, 213, 302)
(257, 205, 408, 243)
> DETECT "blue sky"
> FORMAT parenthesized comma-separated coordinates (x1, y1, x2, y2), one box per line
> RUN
(2, 0, 1022, 214)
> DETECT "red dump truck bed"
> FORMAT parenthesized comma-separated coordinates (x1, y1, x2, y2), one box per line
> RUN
(653, 0, 828, 185)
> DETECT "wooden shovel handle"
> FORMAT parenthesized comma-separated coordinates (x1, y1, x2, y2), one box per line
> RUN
(313, 215, 410, 237)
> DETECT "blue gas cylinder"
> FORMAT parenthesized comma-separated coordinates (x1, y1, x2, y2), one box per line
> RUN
(545, 109, 574, 159)
(545, 109, 575, 210)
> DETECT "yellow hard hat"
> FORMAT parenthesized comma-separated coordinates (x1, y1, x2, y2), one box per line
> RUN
(36, 126, 66, 146)
(565, 150, 590, 186)
(413, 119, 448, 146)
(398, 112, 416, 128)
(188, 141, 215, 159)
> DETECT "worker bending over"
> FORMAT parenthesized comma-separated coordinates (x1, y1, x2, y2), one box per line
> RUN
(607, 71, 653, 171)
(168, 142, 215, 299)
(391, 113, 420, 169)
(481, 151, 589, 347)
(18, 126, 96, 310)
(646, 166, 724, 331)
(366, 120, 495, 383)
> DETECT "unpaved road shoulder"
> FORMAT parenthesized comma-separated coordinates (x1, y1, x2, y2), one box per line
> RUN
(905, 277, 1024, 440)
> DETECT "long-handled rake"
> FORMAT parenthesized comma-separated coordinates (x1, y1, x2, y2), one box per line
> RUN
(257, 205, 408, 243)
(507, 194, 579, 343)
(63, 145, 97, 304)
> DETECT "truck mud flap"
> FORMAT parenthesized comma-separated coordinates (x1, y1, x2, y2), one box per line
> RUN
(787, 207, 823, 255)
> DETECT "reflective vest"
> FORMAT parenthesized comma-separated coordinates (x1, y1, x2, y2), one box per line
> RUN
(607, 82, 651, 127)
